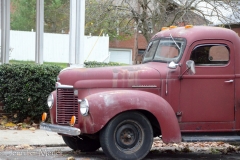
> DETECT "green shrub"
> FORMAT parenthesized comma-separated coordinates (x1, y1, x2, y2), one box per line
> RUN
(0, 64, 61, 122)
(84, 61, 126, 68)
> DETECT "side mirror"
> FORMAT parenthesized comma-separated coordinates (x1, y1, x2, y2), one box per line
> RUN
(186, 60, 196, 75)
(179, 60, 196, 80)
(168, 61, 179, 69)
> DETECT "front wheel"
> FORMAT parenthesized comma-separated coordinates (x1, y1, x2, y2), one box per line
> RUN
(100, 112, 153, 160)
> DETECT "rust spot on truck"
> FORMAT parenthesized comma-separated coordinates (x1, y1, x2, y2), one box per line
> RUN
(111, 66, 159, 88)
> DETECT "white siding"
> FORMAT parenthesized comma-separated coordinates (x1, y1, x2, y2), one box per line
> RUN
(6, 30, 109, 63)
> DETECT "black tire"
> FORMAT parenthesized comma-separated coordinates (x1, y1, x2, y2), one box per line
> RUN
(100, 112, 153, 160)
(62, 135, 100, 152)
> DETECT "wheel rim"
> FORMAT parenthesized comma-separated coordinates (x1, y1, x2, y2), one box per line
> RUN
(115, 122, 142, 150)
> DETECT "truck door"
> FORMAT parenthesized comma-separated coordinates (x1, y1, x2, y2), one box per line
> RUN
(179, 40, 234, 124)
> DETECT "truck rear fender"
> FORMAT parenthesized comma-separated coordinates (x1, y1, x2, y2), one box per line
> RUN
(86, 90, 181, 143)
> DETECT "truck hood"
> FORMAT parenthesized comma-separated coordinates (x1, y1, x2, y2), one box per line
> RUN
(58, 64, 161, 88)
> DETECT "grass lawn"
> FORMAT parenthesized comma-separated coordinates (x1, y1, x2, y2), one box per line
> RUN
(9, 60, 68, 69)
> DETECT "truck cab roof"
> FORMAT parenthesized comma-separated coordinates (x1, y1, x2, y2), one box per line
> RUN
(154, 26, 240, 46)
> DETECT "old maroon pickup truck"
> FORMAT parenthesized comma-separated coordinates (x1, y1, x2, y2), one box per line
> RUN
(40, 25, 240, 160)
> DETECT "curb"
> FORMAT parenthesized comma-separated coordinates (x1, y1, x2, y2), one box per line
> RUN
(2, 144, 67, 147)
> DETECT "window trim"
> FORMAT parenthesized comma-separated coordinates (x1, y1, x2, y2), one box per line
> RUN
(190, 44, 230, 66)
(143, 37, 187, 63)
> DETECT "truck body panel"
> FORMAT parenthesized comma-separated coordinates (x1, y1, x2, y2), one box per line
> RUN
(41, 26, 240, 157)
(84, 90, 181, 143)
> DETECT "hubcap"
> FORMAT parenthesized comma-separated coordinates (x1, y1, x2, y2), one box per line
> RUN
(116, 123, 141, 149)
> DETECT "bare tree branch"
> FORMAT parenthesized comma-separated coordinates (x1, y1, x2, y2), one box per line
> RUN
(85, 0, 240, 42)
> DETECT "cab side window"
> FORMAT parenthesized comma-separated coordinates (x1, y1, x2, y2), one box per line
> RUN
(190, 45, 229, 65)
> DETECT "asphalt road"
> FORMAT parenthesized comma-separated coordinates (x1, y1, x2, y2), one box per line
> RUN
(1, 146, 240, 160)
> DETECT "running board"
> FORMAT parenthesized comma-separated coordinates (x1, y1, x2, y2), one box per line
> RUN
(182, 135, 240, 142)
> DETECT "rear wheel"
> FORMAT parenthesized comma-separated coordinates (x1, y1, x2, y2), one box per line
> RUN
(62, 135, 100, 152)
(100, 112, 153, 160)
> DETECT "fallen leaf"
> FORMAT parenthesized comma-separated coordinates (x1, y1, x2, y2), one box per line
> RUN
(0, 145, 5, 150)
(181, 145, 191, 153)
(29, 127, 36, 131)
(173, 143, 178, 147)
(0, 119, 7, 125)
(2, 115, 7, 119)
(4, 122, 16, 127)
(13, 114, 17, 118)
(217, 142, 225, 145)
(226, 146, 236, 153)
(32, 123, 39, 129)
(67, 157, 75, 160)
(15, 144, 32, 149)
(22, 144, 30, 147)
(17, 123, 22, 126)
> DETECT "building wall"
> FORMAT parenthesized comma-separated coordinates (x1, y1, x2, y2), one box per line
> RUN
(231, 28, 240, 36)
(3, 30, 109, 63)
(109, 33, 147, 49)
(109, 33, 148, 63)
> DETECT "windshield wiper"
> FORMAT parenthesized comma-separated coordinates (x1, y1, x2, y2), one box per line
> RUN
(170, 33, 180, 50)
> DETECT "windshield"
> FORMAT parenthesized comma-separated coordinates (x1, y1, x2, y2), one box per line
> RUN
(143, 38, 186, 63)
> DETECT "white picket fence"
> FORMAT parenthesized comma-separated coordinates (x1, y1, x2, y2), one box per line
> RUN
(1, 30, 109, 63)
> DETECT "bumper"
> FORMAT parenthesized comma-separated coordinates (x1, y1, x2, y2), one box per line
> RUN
(40, 122, 81, 136)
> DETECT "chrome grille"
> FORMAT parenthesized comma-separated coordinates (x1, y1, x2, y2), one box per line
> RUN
(56, 88, 78, 125)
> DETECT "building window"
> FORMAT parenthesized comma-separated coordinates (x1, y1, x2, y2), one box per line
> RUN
(138, 49, 145, 55)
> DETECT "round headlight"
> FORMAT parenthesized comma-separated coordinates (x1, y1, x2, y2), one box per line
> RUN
(47, 94, 54, 109)
(80, 99, 89, 116)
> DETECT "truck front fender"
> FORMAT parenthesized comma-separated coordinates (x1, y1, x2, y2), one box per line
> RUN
(84, 90, 181, 143)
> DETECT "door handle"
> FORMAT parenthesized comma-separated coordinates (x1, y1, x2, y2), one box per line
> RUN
(225, 80, 234, 83)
